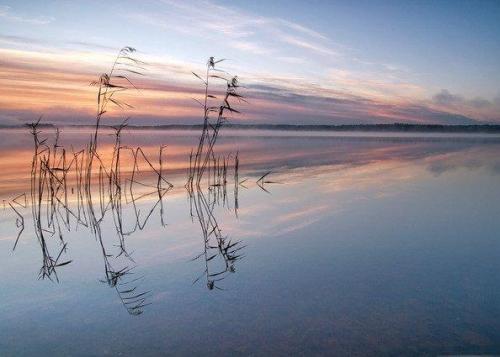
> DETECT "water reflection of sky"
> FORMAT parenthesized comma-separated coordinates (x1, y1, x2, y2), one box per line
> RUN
(1, 129, 500, 355)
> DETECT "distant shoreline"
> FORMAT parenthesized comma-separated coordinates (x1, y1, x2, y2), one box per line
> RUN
(2, 123, 500, 133)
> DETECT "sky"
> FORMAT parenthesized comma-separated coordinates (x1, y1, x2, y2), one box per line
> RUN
(1, 0, 500, 126)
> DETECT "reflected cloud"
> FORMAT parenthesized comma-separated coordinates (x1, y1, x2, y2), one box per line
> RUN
(425, 149, 500, 177)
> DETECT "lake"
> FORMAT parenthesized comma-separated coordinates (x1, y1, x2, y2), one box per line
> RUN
(1, 127, 500, 356)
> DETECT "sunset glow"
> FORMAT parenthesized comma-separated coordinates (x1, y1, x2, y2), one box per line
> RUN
(1, 1, 499, 126)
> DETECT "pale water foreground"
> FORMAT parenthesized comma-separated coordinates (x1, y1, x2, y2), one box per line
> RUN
(1, 128, 500, 356)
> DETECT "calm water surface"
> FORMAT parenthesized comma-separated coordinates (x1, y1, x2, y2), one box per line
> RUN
(1, 128, 500, 356)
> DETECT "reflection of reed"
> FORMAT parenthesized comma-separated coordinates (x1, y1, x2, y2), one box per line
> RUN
(256, 171, 279, 194)
(190, 187, 245, 290)
(21, 117, 168, 314)
(9, 115, 268, 309)
(9, 199, 24, 251)
(27, 119, 72, 282)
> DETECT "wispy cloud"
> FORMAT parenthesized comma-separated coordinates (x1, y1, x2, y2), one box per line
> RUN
(228, 40, 271, 55)
(275, 19, 329, 41)
(278, 34, 338, 56)
(327, 68, 425, 101)
(124, 0, 339, 59)
(0, 5, 54, 25)
(0, 45, 485, 126)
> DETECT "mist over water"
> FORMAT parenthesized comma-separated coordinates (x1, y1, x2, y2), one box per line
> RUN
(1, 128, 500, 356)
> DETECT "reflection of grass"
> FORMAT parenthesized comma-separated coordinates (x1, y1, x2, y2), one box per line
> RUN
(24, 112, 160, 314)
(25, 119, 72, 282)
(190, 187, 246, 290)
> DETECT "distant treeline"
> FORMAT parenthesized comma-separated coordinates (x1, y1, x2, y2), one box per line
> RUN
(1, 122, 500, 133)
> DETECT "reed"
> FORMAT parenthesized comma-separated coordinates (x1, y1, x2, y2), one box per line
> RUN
(187, 57, 245, 189)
